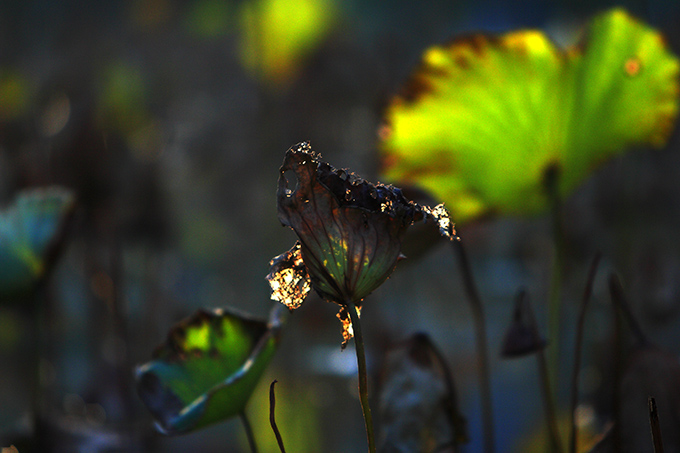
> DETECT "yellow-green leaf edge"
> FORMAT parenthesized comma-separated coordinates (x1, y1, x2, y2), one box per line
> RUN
(380, 8, 679, 224)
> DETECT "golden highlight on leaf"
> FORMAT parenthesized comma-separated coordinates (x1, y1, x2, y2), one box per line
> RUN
(337, 305, 359, 349)
(380, 8, 680, 224)
(266, 242, 312, 310)
(422, 203, 456, 239)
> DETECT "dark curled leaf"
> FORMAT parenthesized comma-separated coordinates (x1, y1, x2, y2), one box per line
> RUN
(378, 332, 468, 452)
(135, 306, 281, 434)
(268, 142, 454, 342)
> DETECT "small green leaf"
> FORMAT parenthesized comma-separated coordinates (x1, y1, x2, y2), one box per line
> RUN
(0, 187, 75, 301)
(380, 8, 679, 224)
(135, 307, 282, 434)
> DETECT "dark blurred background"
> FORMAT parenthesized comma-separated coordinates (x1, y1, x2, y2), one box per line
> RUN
(1, 0, 680, 451)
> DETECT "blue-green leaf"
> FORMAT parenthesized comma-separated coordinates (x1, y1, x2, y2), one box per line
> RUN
(0, 187, 75, 301)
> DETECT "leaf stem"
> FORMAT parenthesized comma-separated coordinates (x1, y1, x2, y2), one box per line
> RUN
(346, 300, 376, 453)
(545, 164, 565, 408)
(608, 274, 624, 452)
(524, 292, 563, 453)
(452, 238, 495, 453)
(569, 253, 601, 453)
(240, 411, 259, 453)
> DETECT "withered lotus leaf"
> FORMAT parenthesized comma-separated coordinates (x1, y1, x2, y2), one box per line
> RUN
(268, 142, 454, 342)
(378, 333, 468, 451)
(135, 307, 281, 434)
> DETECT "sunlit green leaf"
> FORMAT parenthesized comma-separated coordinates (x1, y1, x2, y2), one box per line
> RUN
(380, 8, 679, 224)
(135, 306, 282, 434)
(0, 187, 75, 301)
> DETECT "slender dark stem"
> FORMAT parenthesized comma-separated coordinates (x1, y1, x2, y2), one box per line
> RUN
(545, 164, 565, 405)
(346, 300, 376, 453)
(30, 285, 45, 449)
(452, 239, 494, 453)
(608, 275, 624, 453)
(521, 291, 563, 453)
(240, 411, 259, 453)
(609, 274, 649, 346)
(569, 253, 601, 453)
(537, 348, 563, 453)
(649, 397, 664, 453)
(269, 380, 287, 453)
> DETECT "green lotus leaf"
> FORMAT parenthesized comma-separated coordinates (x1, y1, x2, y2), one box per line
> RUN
(380, 8, 679, 224)
(0, 187, 75, 301)
(135, 306, 282, 434)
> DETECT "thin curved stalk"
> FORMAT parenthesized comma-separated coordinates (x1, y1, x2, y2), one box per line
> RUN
(240, 411, 259, 453)
(347, 300, 376, 453)
(569, 253, 601, 453)
(269, 380, 287, 453)
(452, 239, 494, 453)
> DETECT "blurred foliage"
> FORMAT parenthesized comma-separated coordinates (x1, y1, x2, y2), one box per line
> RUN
(0, 0, 679, 451)
(136, 307, 280, 434)
(379, 8, 679, 224)
(0, 70, 32, 122)
(516, 411, 600, 453)
(239, 0, 339, 87)
(0, 187, 75, 302)
(185, 0, 235, 38)
(378, 333, 468, 451)
(97, 60, 150, 137)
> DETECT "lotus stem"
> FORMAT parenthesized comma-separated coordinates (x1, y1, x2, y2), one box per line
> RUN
(346, 300, 376, 453)
(608, 275, 624, 452)
(526, 295, 563, 453)
(545, 164, 565, 407)
(569, 253, 601, 453)
(452, 238, 495, 453)
(240, 411, 259, 453)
